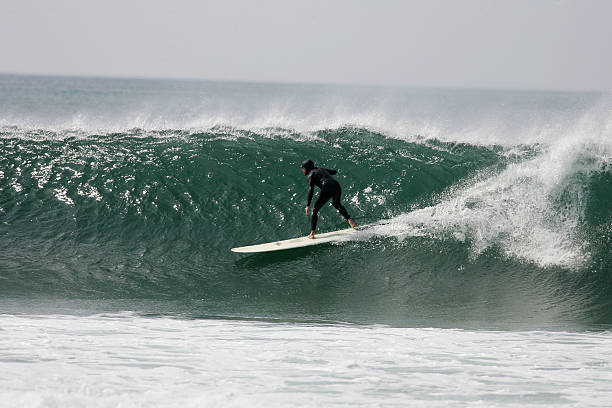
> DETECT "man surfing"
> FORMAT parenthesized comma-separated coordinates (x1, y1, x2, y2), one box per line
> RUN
(301, 159, 356, 239)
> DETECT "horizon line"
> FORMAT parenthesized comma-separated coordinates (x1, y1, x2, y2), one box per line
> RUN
(0, 71, 605, 95)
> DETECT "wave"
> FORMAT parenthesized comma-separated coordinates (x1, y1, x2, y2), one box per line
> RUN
(1, 73, 612, 327)
(0, 124, 611, 327)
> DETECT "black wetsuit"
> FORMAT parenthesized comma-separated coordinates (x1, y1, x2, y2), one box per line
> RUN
(306, 167, 351, 231)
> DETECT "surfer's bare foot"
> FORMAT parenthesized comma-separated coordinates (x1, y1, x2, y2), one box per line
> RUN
(348, 219, 357, 228)
(308, 231, 315, 239)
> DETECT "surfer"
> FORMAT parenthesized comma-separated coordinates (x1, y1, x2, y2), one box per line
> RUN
(301, 159, 356, 239)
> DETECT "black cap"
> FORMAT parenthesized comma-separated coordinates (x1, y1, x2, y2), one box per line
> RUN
(301, 159, 314, 174)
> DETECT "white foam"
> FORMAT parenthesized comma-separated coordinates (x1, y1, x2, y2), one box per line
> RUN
(2, 313, 612, 408)
(368, 125, 612, 268)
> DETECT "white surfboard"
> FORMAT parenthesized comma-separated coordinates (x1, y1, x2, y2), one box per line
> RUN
(231, 227, 358, 253)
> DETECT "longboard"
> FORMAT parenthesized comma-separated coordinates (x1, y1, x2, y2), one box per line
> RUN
(231, 227, 358, 253)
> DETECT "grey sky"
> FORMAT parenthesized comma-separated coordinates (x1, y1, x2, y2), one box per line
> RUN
(1, 0, 611, 91)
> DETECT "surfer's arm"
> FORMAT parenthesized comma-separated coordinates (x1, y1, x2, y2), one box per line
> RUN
(306, 180, 314, 207)
(324, 168, 337, 175)
(305, 178, 314, 216)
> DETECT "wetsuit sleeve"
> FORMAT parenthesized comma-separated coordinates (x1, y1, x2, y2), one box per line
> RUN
(306, 177, 314, 206)
(324, 168, 337, 175)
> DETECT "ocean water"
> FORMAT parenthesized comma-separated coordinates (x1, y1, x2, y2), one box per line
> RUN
(1, 74, 612, 407)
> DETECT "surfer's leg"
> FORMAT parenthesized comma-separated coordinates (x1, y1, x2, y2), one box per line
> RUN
(311, 190, 333, 232)
(332, 190, 356, 228)
(331, 191, 350, 219)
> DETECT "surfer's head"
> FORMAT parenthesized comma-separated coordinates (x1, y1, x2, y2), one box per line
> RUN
(301, 159, 314, 175)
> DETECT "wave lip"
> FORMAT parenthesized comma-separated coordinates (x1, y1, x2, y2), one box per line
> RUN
(1, 74, 609, 146)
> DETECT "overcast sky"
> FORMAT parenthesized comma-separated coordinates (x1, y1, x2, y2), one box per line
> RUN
(1, 0, 611, 91)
